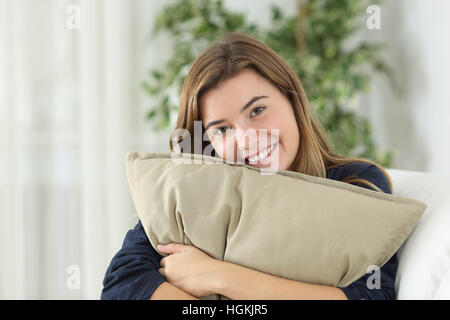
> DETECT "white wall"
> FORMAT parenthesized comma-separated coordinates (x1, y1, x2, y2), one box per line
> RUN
(0, 0, 174, 299)
(1, 0, 448, 300)
(227, 0, 450, 174)
(358, 0, 450, 173)
(225, 0, 297, 27)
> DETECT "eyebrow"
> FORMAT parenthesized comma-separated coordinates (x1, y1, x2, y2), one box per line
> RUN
(204, 95, 269, 131)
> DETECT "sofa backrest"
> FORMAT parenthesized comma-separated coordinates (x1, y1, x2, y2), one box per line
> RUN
(386, 168, 450, 299)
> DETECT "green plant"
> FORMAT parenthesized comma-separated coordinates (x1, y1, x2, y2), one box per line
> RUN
(142, 0, 395, 167)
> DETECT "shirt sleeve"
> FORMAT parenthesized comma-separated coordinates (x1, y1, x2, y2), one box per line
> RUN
(100, 220, 167, 300)
(339, 164, 399, 300)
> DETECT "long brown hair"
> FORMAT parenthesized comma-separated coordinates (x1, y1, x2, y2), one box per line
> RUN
(169, 32, 393, 194)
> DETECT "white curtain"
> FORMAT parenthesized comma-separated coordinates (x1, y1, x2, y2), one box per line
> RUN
(0, 0, 170, 299)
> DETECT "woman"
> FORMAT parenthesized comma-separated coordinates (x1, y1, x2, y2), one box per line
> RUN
(101, 33, 398, 300)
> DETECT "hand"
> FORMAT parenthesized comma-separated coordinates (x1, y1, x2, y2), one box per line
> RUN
(157, 243, 222, 298)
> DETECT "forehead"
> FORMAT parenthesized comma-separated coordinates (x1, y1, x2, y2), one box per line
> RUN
(199, 69, 275, 120)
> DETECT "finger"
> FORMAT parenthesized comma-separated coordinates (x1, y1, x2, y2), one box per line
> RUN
(160, 257, 166, 268)
(157, 243, 186, 254)
(158, 267, 165, 276)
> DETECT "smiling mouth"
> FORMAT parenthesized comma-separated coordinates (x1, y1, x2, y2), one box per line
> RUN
(245, 142, 278, 165)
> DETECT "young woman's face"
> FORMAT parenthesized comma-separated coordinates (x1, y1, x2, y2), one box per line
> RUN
(199, 68, 300, 171)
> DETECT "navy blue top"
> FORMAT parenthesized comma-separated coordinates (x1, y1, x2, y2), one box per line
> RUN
(101, 161, 398, 300)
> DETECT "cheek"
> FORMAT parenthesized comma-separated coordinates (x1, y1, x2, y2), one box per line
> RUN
(260, 115, 282, 136)
(211, 136, 236, 160)
(283, 115, 299, 141)
(283, 118, 300, 164)
(262, 113, 290, 143)
(210, 138, 223, 157)
(269, 107, 299, 156)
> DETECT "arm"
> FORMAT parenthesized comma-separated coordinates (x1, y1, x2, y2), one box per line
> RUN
(339, 163, 398, 299)
(214, 262, 348, 300)
(101, 220, 197, 300)
(150, 282, 199, 300)
(213, 163, 397, 300)
(213, 253, 397, 300)
(340, 164, 398, 299)
(340, 252, 398, 300)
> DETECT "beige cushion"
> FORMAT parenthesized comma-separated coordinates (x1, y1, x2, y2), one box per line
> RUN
(125, 152, 426, 300)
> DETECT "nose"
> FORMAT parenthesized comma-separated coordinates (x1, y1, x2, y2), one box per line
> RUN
(234, 126, 259, 156)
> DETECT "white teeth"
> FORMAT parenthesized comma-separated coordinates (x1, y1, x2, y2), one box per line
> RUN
(248, 144, 274, 163)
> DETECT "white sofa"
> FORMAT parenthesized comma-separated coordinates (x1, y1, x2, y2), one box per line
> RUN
(386, 168, 450, 299)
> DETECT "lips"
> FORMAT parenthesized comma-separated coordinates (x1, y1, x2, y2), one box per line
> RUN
(245, 142, 278, 166)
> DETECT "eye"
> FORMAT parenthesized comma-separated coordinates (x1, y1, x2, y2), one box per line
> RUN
(213, 126, 232, 136)
(250, 106, 266, 118)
